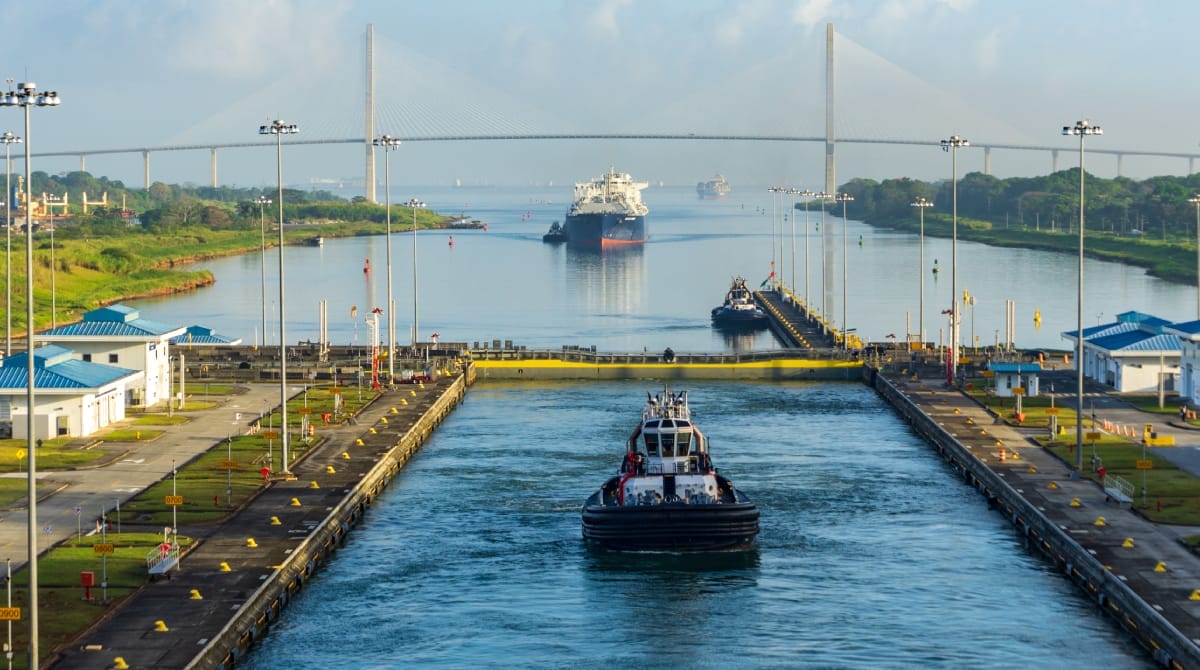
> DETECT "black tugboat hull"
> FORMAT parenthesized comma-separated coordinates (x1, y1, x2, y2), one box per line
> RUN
(581, 492, 760, 551)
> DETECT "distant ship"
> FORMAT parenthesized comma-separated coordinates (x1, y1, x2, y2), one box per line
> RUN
(696, 174, 731, 199)
(564, 168, 648, 247)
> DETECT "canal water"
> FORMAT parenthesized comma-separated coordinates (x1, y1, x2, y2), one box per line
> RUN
(129, 185, 1196, 353)
(130, 185, 1173, 666)
(241, 381, 1150, 668)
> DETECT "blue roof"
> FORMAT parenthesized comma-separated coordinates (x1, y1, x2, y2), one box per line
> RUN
(1089, 330, 1179, 353)
(1168, 319, 1200, 336)
(0, 346, 140, 390)
(170, 325, 242, 346)
(1063, 322, 1137, 341)
(988, 362, 1042, 374)
(37, 303, 183, 339)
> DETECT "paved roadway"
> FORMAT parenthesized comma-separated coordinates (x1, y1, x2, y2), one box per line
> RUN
(1, 384, 291, 571)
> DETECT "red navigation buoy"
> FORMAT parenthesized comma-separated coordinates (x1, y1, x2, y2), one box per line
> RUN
(448, 235, 454, 247)
(363, 258, 371, 274)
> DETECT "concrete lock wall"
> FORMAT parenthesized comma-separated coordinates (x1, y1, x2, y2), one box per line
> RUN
(869, 370, 1200, 669)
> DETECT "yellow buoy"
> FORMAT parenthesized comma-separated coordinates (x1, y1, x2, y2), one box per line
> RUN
(219, 561, 231, 572)
(270, 516, 281, 526)
(246, 538, 258, 548)
(1070, 497, 1081, 507)
(326, 465, 336, 474)
(113, 658, 129, 669)
(154, 620, 169, 632)
(1155, 561, 1167, 573)
(1094, 517, 1105, 527)
(309, 481, 320, 489)
(290, 497, 301, 507)
(1122, 537, 1135, 548)
(189, 589, 203, 600)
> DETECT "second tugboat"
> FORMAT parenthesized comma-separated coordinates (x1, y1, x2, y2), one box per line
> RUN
(710, 276, 768, 327)
(581, 389, 759, 551)
(542, 221, 567, 243)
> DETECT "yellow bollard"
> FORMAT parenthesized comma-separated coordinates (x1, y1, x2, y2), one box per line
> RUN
(326, 465, 336, 474)
(1155, 561, 1167, 573)
(381, 417, 388, 424)
(390, 407, 398, 414)
(401, 399, 408, 406)
(290, 497, 301, 507)
(1028, 466, 1038, 474)
(219, 561, 231, 572)
(1010, 450, 1020, 459)
(369, 427, 377, 434)
(1094, 517, 1105, 527)
(246, 538, 258, 548)
(1190, 590, 1200, 601)
(310, 481, 320, 489)
(1048, 481, 1058, 490)
(342, 452, 351, 460)
(154, 620, 169, 632)
(953, 408, 960, 414)
(189, 589, 203, 600)
(410, 390, 417, 397)
(1122, 537, 1135, 548)
(1070, 497, 1081, 507)
(270, 516, 281, 526)
(355, 438, 364, 446)
(113, 658, 129, 670)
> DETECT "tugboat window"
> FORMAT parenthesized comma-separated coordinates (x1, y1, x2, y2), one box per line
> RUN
(644, 432, 659, 456)
(660, 432, 675, 457)
(677, 431, 691, 456)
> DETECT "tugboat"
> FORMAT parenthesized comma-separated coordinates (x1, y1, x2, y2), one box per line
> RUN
(542, 220, 567, 243)
(581, 389, 759, 551)
(710, 276, 768, 327)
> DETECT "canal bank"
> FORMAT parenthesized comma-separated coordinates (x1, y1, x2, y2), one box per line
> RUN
(868, 365, 1200, 668)
(49, 365, 474, 670)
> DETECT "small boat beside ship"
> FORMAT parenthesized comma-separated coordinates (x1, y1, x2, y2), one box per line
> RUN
(563, 168, 648, 247)
(710, 276, 767, 327)
(542, 221, 567, 243)
(580, 389, 759, 551)
(696, 174, 731, 199)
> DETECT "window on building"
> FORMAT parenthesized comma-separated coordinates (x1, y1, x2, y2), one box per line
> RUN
(81, 353, 92, 362)
(108, 354, 118, 364)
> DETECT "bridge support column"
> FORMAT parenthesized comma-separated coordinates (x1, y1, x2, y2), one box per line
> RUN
(143, 150, 150, 190)
(79, 155, 85, 173)
(211, 148, 218, 187)
(983, 146, 991, 176)
(1116, 153, 1123, 178)
(1051, 149, 1059, 174)
(1191, 157, 1196, 175)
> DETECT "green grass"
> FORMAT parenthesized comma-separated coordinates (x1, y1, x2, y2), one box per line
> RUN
(131, 414, 190, 426)
(173, 383, 237, 396)
(98, 429, 164, 443)
(0, 437, 107, 472)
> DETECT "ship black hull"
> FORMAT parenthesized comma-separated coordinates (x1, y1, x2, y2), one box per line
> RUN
(564, 213, 646, 247)
(581, 488, 759, 551)
(710, 307, 768, 328)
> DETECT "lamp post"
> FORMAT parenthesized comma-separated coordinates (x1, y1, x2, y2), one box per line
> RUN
(767, 187, 781, 288)
(941, 135, 969, 383)
(815, 192, 831, 319)
(788, 188, 799, 294)
(1, 131, 19, 359)
(837, 193, 854, 348)
(1190, 193, 1200, 319)
(258, 119, 298, 476)
(800, 190, 814, 308)
(406, 198, 426, 348)
(1063, 119, 1102, 473)
(253, 195, 271, 348)
(1, 79, 59, 669)
(43, 195, 60, 329)
(911, 197, 933, 346)
(372, 136, 401, 383)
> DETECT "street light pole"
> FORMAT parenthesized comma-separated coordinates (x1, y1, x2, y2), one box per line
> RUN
(1063, 119, 1102, 473)
(372, 136, 401, 383)
(767, 187, 780, 288)
(43, 195, 60, 329)
(788, 188, 798, 294)
(258, 119, 298, 476)
(254, 195, 271, 348)
(1190, 194, 1200, 320)
(1, 79, 59, 670)
(941, 135, 969, 384)
(1, 131, 19, 359)
(815, 192, 831, 319)
(406, 198, 426, 347)
(837, 193, 854, 348)
(911, 197, 933, 347)
(800, 190, 814, 309)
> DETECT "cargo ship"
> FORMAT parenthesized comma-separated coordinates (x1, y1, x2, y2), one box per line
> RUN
(696, 174, 731, 199)
(564, 168, 648, 246)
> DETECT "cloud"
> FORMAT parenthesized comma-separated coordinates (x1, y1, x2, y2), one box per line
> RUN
(587, 0, 633, 38)
(793, 0, 834, 29)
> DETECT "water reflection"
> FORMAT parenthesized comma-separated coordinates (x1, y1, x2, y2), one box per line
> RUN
(712, 323, 766, 351)
(564, 245, 646, 317)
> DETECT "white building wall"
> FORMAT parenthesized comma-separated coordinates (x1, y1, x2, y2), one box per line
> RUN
(45, 339, 172, 408)
(5, 379, 135, 440)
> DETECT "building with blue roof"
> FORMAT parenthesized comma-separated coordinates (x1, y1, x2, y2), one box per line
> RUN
(0, 345, 143, 439)
(1062, 311, 1181, 394)
(33, 304, 185, 409)
(986, 362, 1043, 398)
(1164, 319, 1200, 404)
(170, 325, 243, 347)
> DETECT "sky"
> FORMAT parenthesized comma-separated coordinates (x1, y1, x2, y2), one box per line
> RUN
(2, 0, 1198, 193)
